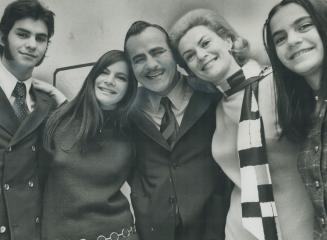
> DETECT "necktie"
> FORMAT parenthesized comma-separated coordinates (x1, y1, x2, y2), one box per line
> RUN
(160, 97, 179, 146)
(12, 81, 29, 121)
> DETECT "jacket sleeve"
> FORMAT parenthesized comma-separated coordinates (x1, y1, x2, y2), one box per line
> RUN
(203, 165, 233, 240)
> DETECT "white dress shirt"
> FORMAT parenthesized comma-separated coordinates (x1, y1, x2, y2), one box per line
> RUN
(0, 61, 35, 112)
(138, 74, 193, 130)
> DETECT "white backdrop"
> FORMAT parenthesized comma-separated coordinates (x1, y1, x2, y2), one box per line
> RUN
(0, 0, 280, 84)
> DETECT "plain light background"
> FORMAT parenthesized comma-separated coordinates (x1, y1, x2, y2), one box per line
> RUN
(0, 0, 280, 85)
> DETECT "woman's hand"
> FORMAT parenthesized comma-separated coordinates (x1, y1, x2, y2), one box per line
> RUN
(33, 79, 67, 107)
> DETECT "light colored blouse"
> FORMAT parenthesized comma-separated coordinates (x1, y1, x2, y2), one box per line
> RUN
(212, 63, 314, 240)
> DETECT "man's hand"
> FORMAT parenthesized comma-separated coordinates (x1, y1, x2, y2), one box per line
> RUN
(33, 79, 67, 107)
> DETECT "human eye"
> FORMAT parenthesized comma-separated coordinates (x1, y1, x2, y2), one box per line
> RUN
(101, 69, 110, 75)
(184, 52, 195, 62)
(152, 48, 166, 57)
(116, 74, 128, 82)
(36, 35, 48, 43)
(133, 55, 145, 64)
(200, 39, 210, 48)
(16, 31, 29, 39)
(297, 22, 314, 33)
(273, 33, 286, 46)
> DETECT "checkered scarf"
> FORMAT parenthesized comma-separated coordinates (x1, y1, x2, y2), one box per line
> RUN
(225, 70, 280, 240)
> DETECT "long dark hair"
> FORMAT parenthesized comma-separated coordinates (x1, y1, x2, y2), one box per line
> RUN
(44, 50, 137, 152)
(263, 0, 327, 142)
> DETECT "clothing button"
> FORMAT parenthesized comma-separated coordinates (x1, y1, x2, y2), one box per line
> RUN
(320, 217, 326, 227)
(3, 184, 9, 191)
(28, 180, 34, 188)
(169, 196, 176, 204)
(314, 145, 320, 153)
(7, 146, 12, 152)
(35, 217, 40, 223)
(31, 145, 36, 152)
(315, 180, 321, 189)
(0, 226, 6, 233)
(150, 227, 155, 232)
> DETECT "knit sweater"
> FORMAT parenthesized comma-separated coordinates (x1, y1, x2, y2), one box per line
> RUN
(41, 119, 137, 240)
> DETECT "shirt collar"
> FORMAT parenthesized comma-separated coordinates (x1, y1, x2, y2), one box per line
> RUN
(139, 73, 190, 113)
(0, 60, 33, 99)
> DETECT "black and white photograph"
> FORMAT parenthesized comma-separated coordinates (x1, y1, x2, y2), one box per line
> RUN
(0, 0, 325, 239)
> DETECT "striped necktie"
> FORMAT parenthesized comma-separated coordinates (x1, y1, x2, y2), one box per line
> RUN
(12, 81, 29, 121)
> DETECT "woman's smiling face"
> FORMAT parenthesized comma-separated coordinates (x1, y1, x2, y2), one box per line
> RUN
(178, 25, 238, 84)
(94, 60, 129, 110)
(270, 3, 324, 79)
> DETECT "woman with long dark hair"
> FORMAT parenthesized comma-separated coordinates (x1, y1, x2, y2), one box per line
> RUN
(264, 0, 327, 238)
(170, 8, 314, 240)
(41, 50, 138, 240)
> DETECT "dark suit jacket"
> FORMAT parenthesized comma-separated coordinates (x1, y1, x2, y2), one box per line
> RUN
(129, 85, 228, 240)
(0, 86, 55, 240)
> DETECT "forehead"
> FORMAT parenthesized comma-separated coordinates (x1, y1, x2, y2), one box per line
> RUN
(179, 25, 221, 50)
(11, 17, 48, 36)
(270, 3, 310, 32)
(107, 60, 128, 74)
(125, 27, 170, 57)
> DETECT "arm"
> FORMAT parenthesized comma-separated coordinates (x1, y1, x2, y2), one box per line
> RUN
(204, 165, 233, 240)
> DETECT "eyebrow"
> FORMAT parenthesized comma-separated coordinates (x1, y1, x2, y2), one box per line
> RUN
(15, 27, 48, 38)
(131, 53, 144, 62)
(116, 72, 128, 78)
(149, 47, 165, 54)
(272, 16, 312, 38)
(181, 35, 206, 58)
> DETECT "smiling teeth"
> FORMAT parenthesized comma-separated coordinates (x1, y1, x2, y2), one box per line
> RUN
(291, 48, 312, 59)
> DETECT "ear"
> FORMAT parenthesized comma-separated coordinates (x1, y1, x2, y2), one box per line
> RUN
(224, 37, 233, 51)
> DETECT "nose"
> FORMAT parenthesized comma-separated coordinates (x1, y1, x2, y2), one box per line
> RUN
(146, 56, 159, 69)
(287, 30, 302, 47)
(196, 48, 208, 61)
(104, 75, 115, 86)
(26, 37, 37, 50)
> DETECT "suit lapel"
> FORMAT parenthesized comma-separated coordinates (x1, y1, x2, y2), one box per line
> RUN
(173, 91, 215, 145)
(131, 109, 170, 151)
(10, 88, 53, 146)
(0, 86, 20, 136)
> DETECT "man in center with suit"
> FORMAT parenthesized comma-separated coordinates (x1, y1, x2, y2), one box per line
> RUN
(124, 21, 228, 240)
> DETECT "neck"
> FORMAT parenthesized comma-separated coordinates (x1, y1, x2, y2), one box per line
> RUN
(1, 57, 33, 81)
(216, 60, 242, 92)
(304, 70, 322, 92)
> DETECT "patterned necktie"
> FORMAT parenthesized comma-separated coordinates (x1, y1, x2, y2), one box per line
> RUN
(160, 97, 179, 146)
(12, 81, 29, 121)
(224, 70, 280, 240)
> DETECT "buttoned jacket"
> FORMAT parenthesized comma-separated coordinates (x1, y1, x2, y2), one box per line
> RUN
(129, 84, 228, 240)
(298, 100, 327, 240)
(0, 86, 55, 240)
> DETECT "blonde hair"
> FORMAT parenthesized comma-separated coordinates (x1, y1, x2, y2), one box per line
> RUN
(169, 8, 250, 72)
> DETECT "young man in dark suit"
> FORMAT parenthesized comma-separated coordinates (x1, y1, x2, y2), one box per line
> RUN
(0, 1, 64, 239)
(124, 21, 228, 240)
